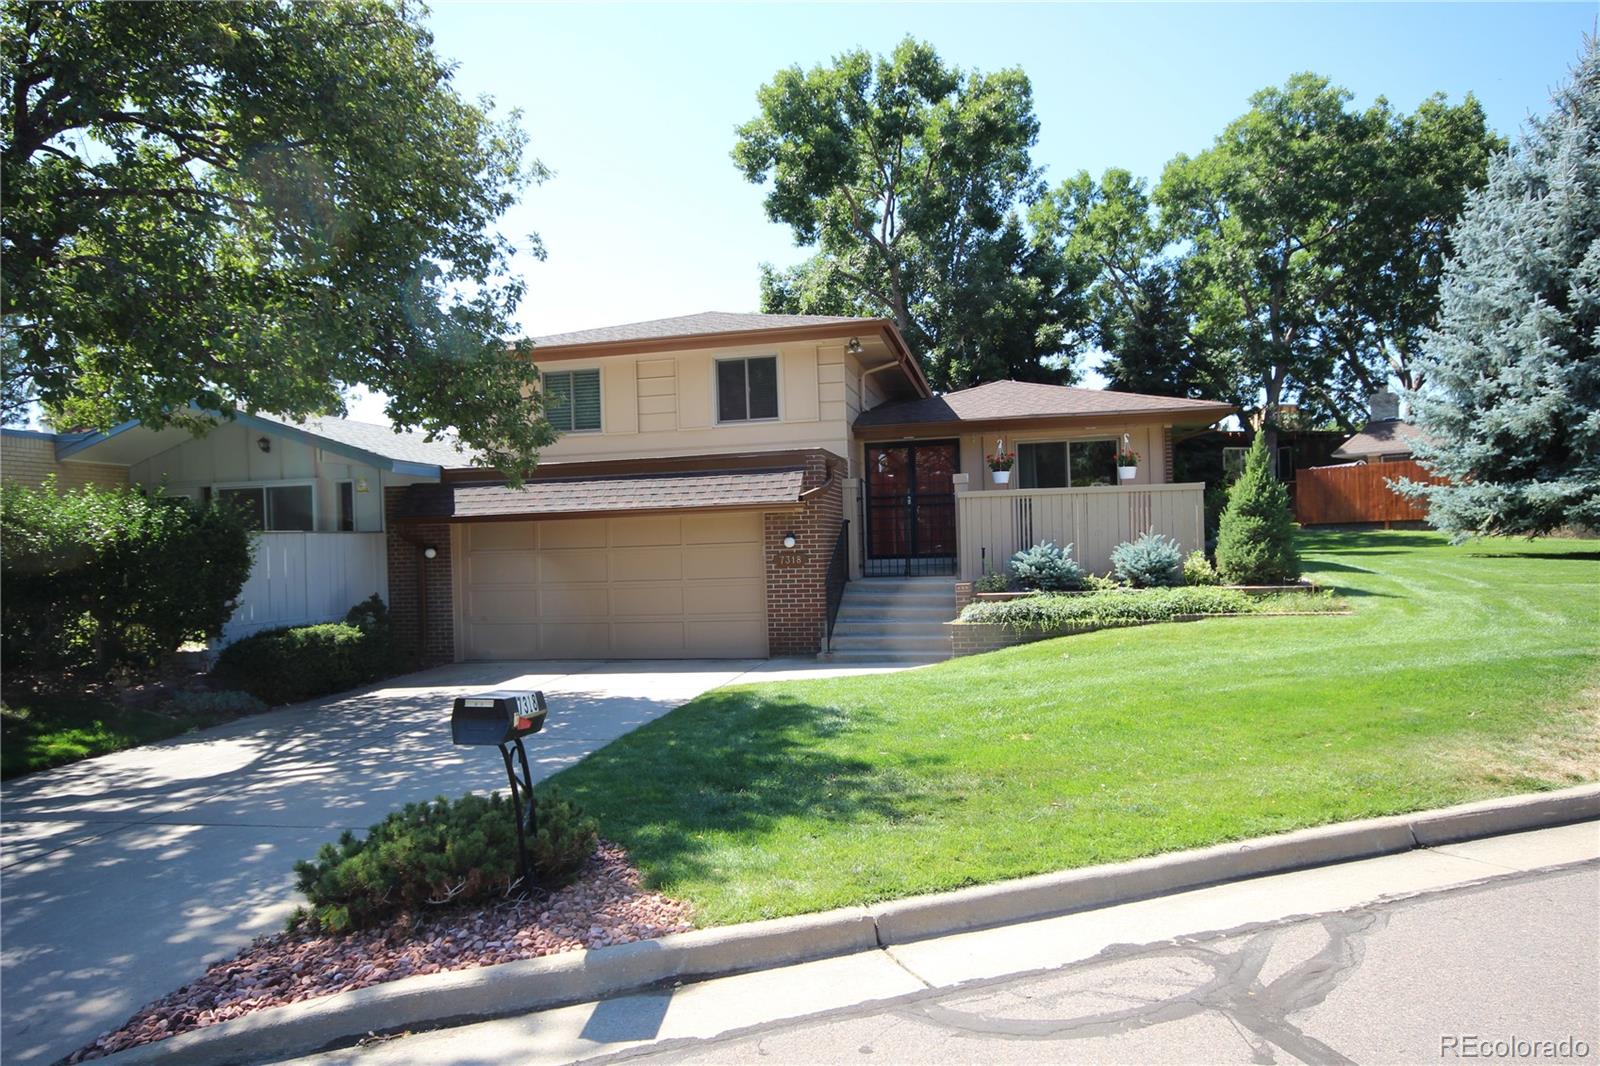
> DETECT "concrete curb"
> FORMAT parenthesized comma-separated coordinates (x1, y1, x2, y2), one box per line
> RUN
(94, 783, 1600, 1066)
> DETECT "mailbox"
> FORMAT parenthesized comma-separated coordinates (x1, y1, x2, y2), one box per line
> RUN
(451, 690, 548, 746)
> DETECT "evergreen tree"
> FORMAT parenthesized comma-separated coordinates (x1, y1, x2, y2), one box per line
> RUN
(1215, 434, 1300, 585)
(1401, 42, 1600, 537)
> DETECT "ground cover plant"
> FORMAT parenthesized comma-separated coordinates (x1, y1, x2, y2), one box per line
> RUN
(547, 531, 1600, 925)
(0, 691, 237, 779)
(959, 585, 1340, 631)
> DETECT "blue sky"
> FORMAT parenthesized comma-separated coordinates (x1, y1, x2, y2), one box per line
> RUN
(345, 1, 1593, 419)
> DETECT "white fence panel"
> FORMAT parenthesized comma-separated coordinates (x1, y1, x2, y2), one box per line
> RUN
(957, 484, 1205, 580)
(224, 532, 387, 643)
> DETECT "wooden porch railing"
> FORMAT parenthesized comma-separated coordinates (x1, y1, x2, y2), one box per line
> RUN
(956, 483, 1206, 580)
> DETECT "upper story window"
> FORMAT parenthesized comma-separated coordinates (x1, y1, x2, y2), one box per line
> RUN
(543, 369, 602, 432)
(1017, 440, 1118, 488)
(217, 483, 314, 531)
(716, 356, 779, 423)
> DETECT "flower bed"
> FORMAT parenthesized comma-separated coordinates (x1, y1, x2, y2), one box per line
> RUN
(66, 841, 692, 1062)
(948, 586, 1347, 656)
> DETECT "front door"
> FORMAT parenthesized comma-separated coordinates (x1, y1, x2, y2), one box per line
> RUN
(863, 441, 958, 577)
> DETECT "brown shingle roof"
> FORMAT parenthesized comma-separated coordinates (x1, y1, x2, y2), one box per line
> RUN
(397, 467, 806, 522)
(855, 380, 1234, 430)
(1331, 420, 1431, 460)
(532, 311, 876, 350)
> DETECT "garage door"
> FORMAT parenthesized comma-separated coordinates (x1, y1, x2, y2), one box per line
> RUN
(457, 512, 768, 659)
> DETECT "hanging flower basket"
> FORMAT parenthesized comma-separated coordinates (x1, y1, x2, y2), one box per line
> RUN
(1117, 444, 1140, 483)
(992, 469, 1011, 485)
(986, 444, 1016, 487)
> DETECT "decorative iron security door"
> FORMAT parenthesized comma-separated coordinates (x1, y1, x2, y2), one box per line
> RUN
(862, 441, 959, 577)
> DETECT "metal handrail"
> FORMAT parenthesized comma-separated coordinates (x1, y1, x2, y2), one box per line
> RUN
(824, 519, 850, 651)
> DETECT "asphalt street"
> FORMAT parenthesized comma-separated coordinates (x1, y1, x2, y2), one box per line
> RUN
(590, 862, 1600, 1066)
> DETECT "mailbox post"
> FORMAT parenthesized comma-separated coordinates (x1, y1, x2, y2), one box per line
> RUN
(450, 690, 549, 894)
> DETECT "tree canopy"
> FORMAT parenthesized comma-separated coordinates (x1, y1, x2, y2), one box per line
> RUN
(1, 1, 553, 475)
(1154, 74, 1498, 437)
(734, 38, 1086, 389)
(1401, 41, 1600, 539)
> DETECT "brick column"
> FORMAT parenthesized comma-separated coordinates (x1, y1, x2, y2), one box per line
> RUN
(764, 451, 844, 657)
(385, 487, 455, 665)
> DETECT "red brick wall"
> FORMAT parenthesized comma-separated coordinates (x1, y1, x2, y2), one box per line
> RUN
(385, 487, 455, 665)
(764, 451, 844, 657)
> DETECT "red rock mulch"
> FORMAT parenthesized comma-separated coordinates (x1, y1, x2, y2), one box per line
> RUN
(67, 840, 693, 1062)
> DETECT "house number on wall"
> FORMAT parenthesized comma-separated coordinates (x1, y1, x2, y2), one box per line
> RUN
(772, 550, 807, 569)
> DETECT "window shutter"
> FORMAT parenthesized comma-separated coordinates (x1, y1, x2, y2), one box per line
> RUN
(572, 370, 602, 431)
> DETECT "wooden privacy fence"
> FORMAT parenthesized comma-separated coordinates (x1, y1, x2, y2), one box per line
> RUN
(224, 532, 388, 642)
(1294, 460, 1442, 526)
(957, 483, 1205, 579)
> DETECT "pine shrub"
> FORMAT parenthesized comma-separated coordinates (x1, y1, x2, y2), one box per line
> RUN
(293, 789, 598, 932)
(1110, 532, 1184, 587)
(1215, 435, 1301, 585)
(1009, 541, 1086, 591)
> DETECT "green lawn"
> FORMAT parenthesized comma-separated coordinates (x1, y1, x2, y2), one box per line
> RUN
(0, 693, 232, 779)
(548, 531, 1600, 925)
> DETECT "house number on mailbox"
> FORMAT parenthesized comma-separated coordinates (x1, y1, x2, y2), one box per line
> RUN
(773, 550, 807, 569)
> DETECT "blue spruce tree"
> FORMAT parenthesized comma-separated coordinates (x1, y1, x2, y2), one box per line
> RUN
(1402, 41, 1600, 537)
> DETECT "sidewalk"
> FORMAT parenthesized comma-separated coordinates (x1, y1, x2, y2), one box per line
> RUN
(284, 819, 1599, 1065)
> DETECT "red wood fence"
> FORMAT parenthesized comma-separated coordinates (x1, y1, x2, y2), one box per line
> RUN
(1294, 460, 1443, 526)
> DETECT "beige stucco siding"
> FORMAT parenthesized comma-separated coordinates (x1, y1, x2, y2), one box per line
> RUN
(1, 434, 128, 491)
(126, 421, 387, 532)
(453, 512, 767, 659)
(532, 336, 902, 464)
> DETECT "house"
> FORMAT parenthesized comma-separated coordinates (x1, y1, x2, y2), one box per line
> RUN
(391, 312, 1232, 661)
(3, 412, 472, 642)
(1330, 391, 1429, 464)
(6, 311, 1233, 662)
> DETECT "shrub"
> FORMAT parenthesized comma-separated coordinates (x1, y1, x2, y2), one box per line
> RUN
(212, 604, 408, 705)
(293, 789, 598, 932)
(959, 586, 1343, 632)
(0, 480, 255, 671)
(1215, 435, 1301, 585)
(1110, 532, 1184, 587)
(1183, 550, 1220, 586)
(1009, 541, 1085, 591)
(974, 570, 1012, 594)
(163, 689, 268, 719)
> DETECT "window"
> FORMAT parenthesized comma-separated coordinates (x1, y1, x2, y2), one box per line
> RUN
(543, 369, 602, 432)
(1017, 440, 1118, 488)
(1378, 452, 1411, 464)
(1222, 446, 1249, 481)
(716, 356, 779, 422)
(338, 481, 355, 532)
(1277, 447, 1295, 482)
(217, 484, 315, 531)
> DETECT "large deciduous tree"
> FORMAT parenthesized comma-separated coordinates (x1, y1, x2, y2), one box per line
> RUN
(1039, 168, 1241, 403)
(734, 38, 1085, 389)
(1155, 74, 1497, 442)
(1, 1, 553, 475)
(1400, 42, 1600, 538)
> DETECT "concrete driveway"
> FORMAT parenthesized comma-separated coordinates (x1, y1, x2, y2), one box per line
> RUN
(0, 657, 909, 1066)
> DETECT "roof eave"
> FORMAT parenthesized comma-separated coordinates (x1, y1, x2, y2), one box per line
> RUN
(854, 404, 1236, 439)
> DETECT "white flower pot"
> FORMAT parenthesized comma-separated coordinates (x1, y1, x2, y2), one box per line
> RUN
(991, 469, 1011, 485)
(1118, 465, 1138, 482)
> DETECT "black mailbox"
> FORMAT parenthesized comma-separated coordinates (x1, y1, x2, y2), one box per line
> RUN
(451, 690, 548, 746)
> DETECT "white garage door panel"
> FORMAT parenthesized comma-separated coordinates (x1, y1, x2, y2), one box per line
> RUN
(459, 514, 768, 659)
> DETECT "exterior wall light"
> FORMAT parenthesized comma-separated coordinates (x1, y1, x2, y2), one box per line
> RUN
(846, 337, 863, 355)
(423, 545, 438, 560)
(257, 436, 272, 453)
(782, 533, 797, 548)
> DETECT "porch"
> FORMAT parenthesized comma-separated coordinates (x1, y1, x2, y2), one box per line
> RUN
(842, 475, 1207, 581)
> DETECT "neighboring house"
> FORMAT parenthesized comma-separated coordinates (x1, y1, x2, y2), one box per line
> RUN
(3, 413, 473, 643)
(1331, 390, 1431, 464)
(5, 311, 1234, 662)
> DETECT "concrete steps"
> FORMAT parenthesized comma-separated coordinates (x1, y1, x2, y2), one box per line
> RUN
(826, 577, 956, 664)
